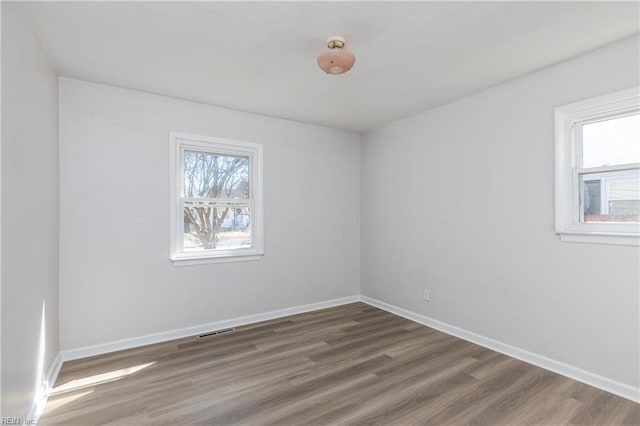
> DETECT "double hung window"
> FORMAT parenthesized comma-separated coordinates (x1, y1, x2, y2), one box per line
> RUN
(170, 132, 264, 264)
(555, 88, 639, 246)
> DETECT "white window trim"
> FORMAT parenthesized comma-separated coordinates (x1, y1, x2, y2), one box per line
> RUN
(554, 87, 640, 247)
(169, 132, 264, 265)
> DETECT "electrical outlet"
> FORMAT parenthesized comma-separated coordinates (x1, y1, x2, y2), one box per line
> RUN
(423, 289, 431, 301)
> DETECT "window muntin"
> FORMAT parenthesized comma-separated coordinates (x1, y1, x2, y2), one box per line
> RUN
(170, 133, 263, 264)
(555, 87, 640, 246)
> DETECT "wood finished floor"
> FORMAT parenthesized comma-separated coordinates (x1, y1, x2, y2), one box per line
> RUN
(40, 303, 639, 425)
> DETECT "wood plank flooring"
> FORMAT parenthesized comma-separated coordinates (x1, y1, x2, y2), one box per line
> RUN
(40, 303, 639, 425)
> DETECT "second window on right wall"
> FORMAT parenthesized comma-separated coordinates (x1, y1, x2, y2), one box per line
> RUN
(555, 87, 640, 246)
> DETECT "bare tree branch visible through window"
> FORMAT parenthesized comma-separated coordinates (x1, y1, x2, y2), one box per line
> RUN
(183, 151, 249, 249)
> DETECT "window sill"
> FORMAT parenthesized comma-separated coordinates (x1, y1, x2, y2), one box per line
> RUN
(557, 231, 639, 247)
(170, 253, 264, 266)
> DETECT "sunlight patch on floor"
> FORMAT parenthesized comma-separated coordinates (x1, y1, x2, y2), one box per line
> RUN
(51, 362, 156, 394)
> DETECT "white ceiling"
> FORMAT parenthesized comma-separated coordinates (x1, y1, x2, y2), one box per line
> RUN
(24, 1, 639, 132)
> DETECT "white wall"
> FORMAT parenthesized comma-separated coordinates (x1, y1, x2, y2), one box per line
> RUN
(1, 3, 59, 417)
(361, 36, 640, 388)
(59, 78, 360, 350)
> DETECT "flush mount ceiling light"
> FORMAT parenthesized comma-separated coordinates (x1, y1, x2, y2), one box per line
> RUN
(317, 36, 356, 75)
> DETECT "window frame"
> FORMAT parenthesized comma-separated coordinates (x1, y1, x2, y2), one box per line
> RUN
(169, 132, 264, 265)
(554, 87, 640, 246)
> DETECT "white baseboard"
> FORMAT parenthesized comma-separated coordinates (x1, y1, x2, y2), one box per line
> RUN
(360, 295, 640, 404)
(26, 351, 63, 424)
(61, 295, 360, 361)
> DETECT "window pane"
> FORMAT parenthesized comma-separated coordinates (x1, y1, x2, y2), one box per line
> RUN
(582, 114, 640, 168)
(183, 151, 249, 199)
(580, 169, 640, 223)
(183, 206, 252, 251)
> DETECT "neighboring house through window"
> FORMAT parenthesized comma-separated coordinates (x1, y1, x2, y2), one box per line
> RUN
(170, 132, 264, 264)
(555, 87, 640, 246)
